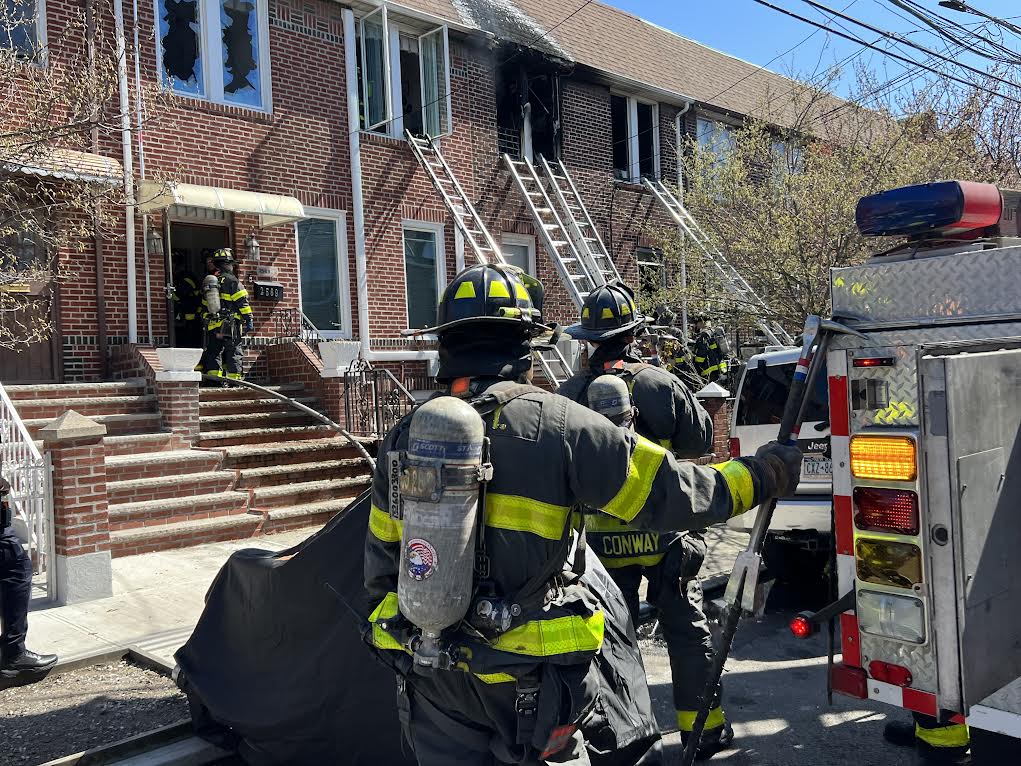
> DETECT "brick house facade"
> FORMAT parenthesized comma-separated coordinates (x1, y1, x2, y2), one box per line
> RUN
(3, 0, 815, 385)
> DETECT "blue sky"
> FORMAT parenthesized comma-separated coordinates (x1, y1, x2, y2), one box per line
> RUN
(605, 0, 1021, 103)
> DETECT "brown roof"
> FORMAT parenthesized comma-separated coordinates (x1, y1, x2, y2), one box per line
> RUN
(400, 0, 850, 131)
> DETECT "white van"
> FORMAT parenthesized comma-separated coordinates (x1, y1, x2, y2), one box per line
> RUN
(727, 348, 832, 578)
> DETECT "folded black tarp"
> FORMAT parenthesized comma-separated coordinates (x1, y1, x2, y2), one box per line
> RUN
(175, 491, 418, 766)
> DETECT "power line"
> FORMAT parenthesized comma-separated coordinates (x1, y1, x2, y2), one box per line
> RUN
(752, 0, 1021, 104)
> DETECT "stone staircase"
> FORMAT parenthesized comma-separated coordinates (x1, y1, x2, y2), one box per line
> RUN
(5, 379, 373, 557)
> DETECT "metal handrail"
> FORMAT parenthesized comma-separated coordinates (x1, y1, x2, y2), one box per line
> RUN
(0, 380, 54, 599)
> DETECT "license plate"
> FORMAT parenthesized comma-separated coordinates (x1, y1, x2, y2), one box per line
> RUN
(803, 457, 832, 477)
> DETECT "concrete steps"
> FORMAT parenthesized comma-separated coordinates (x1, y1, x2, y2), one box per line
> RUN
(198, 396, 319, 417)
(198, 383, 305, 401)
(198, 409, 317, 432)
(109, 514, 262, 557)
(103, 432, 175, 457)
(14, 394, 157, 421)
(105, 449, 224, 483)
(195, 424, 339, 448)
(258, 497, 363, 535)
(218, 437, 371, 470)
(108, 491, 250, 531)
(107, 470, 237, 506)
(249, 476, 370, 510)
(22, 412, 163, 439)
(236, 457, 370, 488)
(4, 378, 147, 400)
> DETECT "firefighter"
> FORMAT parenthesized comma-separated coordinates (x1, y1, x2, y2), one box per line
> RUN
(363, 264, 803, 765)
(690, 316, 726, 383)
(558, 282, 734, 760)
(172, 255, 202, 348)
(884, 715, 970, 764)
(196, 248, 253, 381)
(1, 477, 57, 680)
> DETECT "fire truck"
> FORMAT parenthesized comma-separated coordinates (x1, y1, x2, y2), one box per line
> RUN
(794, 180, 1021, 746)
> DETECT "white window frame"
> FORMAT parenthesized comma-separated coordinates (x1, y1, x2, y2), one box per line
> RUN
(360, 13, 452, 140)
(401, 220, 446, 331)
(2, 0, 47, 58)
(500, 233, 536, 276)
(636, 246, 666, 298)
(153, 0, 273, 112)
(613, 94, 660, 182)
(294, 208, 352, 340)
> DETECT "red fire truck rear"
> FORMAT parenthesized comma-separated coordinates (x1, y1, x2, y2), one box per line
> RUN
(814, 180, 1021, 744)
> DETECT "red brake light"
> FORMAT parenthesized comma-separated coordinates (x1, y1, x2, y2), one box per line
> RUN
(830, 662, 868, 699)
(728, 437, 740, 457)
(790, 613, 815, 639)
(869, 660, 913, 687)
(852, 356, 895, 368)
(853, 487, 920, 535)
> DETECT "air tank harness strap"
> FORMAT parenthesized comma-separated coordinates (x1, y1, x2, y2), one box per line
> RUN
(515, 671, 541, 746)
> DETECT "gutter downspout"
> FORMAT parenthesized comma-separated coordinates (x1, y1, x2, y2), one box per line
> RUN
(131, 0, 154, 346)
(342, 8, 436, 364)
(675, 102, 691, 341)
(113, 0, 137, 344)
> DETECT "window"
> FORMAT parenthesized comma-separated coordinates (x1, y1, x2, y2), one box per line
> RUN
(636, 246, 665, 299)
(696, 117, 736, 163)
(501, 234, 535, 275)
(737, 360, 829, 426)
(771, 138, 804, 177)
(155, 0, 271, 110)
(611, 95, 659, 182)
(2, 0, 44, 57)
(357, 9, 451, 138)
(403, 223, 445, 330)
(296, 211, 350, 339)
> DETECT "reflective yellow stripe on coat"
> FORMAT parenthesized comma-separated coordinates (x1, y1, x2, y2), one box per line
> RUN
(712, 460, 755, 516)
(369, 504, 402, 542)
(368, 592, 405, 652)
(492, 610, 605, 657)
(486, 493, 571, 540)
(602, 437, 667, 522)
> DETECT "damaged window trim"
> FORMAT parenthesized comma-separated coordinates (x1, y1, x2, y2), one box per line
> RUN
(611, 92, 660, 183)
(357, 8, 452, 140)
(154, 0, 273, 113)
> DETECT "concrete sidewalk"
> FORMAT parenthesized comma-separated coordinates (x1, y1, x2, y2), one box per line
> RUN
(28, 524, 750, 669)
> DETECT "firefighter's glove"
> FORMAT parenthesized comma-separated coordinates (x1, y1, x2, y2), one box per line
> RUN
(749, 441, 803, 500)
(243, 317, 254, 334)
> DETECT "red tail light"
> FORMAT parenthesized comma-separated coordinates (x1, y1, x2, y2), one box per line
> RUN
(869, 660, 913, 687)
(790, 612, 815, 639)
(728, 437, 740, 457)
(853, 487, 919, 536)
(831, 662, 868, 699)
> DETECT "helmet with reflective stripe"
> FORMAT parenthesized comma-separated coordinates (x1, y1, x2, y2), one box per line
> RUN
(421, 263, 547, 337)
(212, 248, 235, 265)
(565, 281, 645, 342)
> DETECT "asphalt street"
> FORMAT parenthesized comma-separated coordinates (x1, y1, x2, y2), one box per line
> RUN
(641, 582, 918, 765)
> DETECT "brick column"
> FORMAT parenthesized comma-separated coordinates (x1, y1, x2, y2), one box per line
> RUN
(696, 382, 732, 463)
(154, 348, 203, 446)
(39, 411, 113, 605)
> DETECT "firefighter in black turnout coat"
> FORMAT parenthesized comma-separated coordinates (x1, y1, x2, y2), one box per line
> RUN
(558, 282, 733, 759)
(362, 264, 802, 765)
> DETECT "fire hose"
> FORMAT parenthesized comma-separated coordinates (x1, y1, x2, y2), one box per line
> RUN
(200, 375, 375, 470)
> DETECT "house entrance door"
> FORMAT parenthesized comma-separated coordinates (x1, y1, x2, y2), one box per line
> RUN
(166, 222, 230, 348)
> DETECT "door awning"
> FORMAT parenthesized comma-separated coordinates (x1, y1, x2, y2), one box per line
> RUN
(137, 180, 306, 227)
(6, 148, 123, 185)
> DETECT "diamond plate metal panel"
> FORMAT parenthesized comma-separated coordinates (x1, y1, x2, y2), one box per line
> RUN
(830, 322, 1021, 353)
(832, 248, 1021, 327)
(848, 346, 920, 430)
(860, 633, 938, 693)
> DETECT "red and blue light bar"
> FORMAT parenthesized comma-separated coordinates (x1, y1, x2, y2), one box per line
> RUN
(856, 180, 1002, 238)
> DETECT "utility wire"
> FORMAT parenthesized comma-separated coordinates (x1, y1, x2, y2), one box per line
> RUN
(752, 0, 1021, 104)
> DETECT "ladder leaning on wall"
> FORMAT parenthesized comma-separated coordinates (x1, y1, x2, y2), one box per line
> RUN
(643, 177, 795, 348)
(405, 132, 575, 385)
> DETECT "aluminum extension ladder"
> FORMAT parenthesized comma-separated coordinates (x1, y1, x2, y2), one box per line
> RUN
(539, 156, 622, 286)
(643, 177, 795, 347)
(406, 132, 573, 386)
(502, 153, 597, 309)
(407, 131, 506, 265)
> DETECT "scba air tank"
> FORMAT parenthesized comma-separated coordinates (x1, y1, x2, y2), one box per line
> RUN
(202, 274, 221, 315)
(397, 396, 485, 668)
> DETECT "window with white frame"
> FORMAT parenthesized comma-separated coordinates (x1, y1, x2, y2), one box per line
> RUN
(357, 7, 451, 138)
(500, 234, 535, 275)
(696, 117, 737, 163)
(611, 95, 659, 182)
(403, 222, 445, 330)
(2, 0, 45, 57)
(296, 211, 351, 339)
(155, 0, 271, 110)
(636, 246, 665, 299)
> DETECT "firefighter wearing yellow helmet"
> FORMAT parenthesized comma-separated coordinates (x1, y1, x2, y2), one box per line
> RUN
(559, 281, 734, 760)
(362, 264, 802, 764)
(196, 248, 254, 381)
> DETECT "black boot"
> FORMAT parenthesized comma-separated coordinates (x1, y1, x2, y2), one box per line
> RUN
(883, 720, 917, 748)
(1, 648, 58, 677)
(681, 722, 735, 761)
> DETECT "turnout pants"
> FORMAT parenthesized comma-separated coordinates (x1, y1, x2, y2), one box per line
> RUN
(198, 323, 244, 379)
(608, 543, 722, 727)
(0, 530, 31, 661)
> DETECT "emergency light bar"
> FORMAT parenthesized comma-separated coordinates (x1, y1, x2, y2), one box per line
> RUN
(856, 180, 1002, 238)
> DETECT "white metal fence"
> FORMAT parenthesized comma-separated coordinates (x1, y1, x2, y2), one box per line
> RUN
(0, 382, 54, 601)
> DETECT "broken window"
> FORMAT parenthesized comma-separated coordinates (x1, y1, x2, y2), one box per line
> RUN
(496, 63, 525, 158)
(157, 0, 270, 109)
(612, 95, 659, 182)
(526, 73, 559, 161)
(357, 11, 450, 138)
(636, 246, 665, 299)
(611, 95, 629, 179)
(2, 0, 42, 58)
